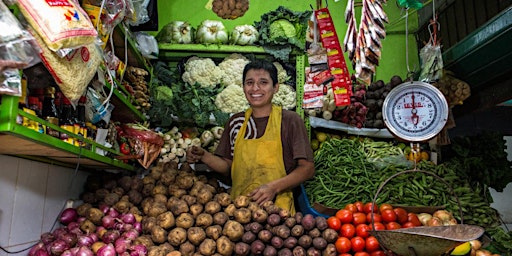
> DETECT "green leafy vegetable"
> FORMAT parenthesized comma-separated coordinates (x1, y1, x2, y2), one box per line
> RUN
(255, 6, 312, 62)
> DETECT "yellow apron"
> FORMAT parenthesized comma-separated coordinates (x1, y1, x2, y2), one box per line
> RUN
(231, 105, 295, 214)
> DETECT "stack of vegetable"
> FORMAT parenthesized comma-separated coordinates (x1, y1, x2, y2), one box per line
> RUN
(363, 75, 403, 128)
(211, 0, 250, 20)
(432, 70, 471, 107)
(125, 66, 151, 112)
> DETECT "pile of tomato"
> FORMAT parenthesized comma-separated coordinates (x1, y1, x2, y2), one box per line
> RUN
(326, 202, 423, 256)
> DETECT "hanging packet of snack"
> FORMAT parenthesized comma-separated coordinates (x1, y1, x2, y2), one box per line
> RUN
(17, 0, 98, 52)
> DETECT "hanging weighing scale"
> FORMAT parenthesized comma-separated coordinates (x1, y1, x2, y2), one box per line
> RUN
(382, 80, 449, 142)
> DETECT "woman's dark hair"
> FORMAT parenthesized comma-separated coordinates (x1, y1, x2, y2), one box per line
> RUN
(242, 59, 278, 86)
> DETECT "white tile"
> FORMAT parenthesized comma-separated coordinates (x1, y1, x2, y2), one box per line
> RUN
(0, 155, 19, 247)
(10, 159, 48, 245)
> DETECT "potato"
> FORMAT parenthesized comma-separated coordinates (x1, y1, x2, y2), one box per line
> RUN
(315, 216, 328, 231)
(153, 193, 167, 204)
(167, 197, 189, 216)
(264, 245, 278, 256)
(322, 229, 338, 243)
(274, 225, 291, 239)
(214, 192, 232, 207)
(204, 201, 221, 215)
(86, 207, 104, 225)
(196, 188, 214, 205)
(113, 200, 132, 214)
(247, 201, 261, 213)
(308, 228, 321, 238)
(284, 216, 296, 228)
(157, 211, 175, 229)
(252, 208, 269, 223)
(278, 248, 292, 256)
(234, 208, 252, 224)
(292, 246, 306, 256)
(79, 219, 96, 234)
(127, 189, 143, 205)
(142, 216, 157, 233)
(168, 185, 187, 198)
(95, 188, 109, 201)
(175, 173, 195, 190)
(176, 213, 194, 229)
(223, 220, 244, 241)
(242, 231, 257, 244)
(250, 240, 265, 255)
(189, 203, 204, 218)
(189, 181, 206, 197)
(150, 226, 168, 244)
(267, 213, 281, 226)
(179, 241, 195, 256)
(301, 214, 316, 231)
(258, 229, 273, 243)
(213, 212, 229, 226)
(206, 225, 223, 240)
(181, 195, 197, 206)
(160, 170, 177, 186)
(168, 227, 187, 247)
(147, 201, 167, 217)
(195, 213, 214, 228)
(291, 224, 304, 237)
(198, 238, 216, 256)
(322, 244, 337, 256)
(246, 222, 263, 234)
(298, 235, 312, 248)
(142, 184, 155, 197)
(224, 204, 237, 217)
(216, 235, 234, 256)
(187, 227, 206, 246)
(312, 237, 327, 250)
(294, 212, 303, 224)
(271, 236, 284, 249)
(134, 235, 154, 249)
(142, 176, 156, 185)
(149, 166, 163, 180)
(76, 203, 92, 217)
(103, 192, 120, 206)
(152, 184, 168, 196)
(283, 237, 298, 249)
(307, 247, 321, 256)
(234, 242, 251, 256)
(234, 195, 250, 208)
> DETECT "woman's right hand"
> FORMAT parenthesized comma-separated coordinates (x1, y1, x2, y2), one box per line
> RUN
(186, 146, 205, 163)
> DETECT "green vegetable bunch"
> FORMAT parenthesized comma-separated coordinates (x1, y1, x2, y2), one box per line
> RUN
(255, 6, 312, 62)
(148, 61, 230, 128)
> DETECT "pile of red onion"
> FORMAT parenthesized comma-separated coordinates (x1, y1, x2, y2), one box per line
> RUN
(29, 207, 146, 256)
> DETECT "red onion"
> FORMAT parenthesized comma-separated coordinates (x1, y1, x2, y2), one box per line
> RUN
(120, 213, 135, 224)
(28, 242, 45, 256)
(106, 207, 120, 218)
(77, 217, 86, 223)
(52, 227, 68, 238)
(34, 248, 50, 256)
(99, 204, 110, 214)
(77, 235, 94, 247)
(76, 246, 94, 256)
(96, 243, 116, 256)
(48, 239, 70, 255)
(130, 244, 147, 256)
(114, 237, 132, 254)
(122, 223, 133, 232)
(40, 232, 55, 245)
(58, 232, 77, 247)
(67, 221, 80, 231)
(122, 229, 139, 240)
(60, 208, 78, 225)
(102, 230, 120, 244)
(101, 215, 116, 229)
(133, 222, 142, 233)
(60, 248, 76, 256)
(89, 233, 99, 243)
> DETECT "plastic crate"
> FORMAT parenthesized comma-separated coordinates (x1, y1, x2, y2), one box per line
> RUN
(297, 184, 330, 218)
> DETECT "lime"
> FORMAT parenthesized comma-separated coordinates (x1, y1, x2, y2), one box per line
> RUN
(315, 132, 328, 143)
(311, 139, 320, 150)
(451, 242, 471, 255)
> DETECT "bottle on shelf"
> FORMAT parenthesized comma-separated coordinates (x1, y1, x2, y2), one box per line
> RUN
(59, 96, 75, 144)
(41, 87, 60, 138)
(75, 96, 87, 147)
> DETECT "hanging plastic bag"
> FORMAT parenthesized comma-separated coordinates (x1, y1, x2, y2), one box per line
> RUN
(127, 0, 150, 26)
(134, 32, 158, 59)
(418, 42, 443, 82)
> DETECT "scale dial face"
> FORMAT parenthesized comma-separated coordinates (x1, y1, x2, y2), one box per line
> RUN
(382, 81, 449, 142)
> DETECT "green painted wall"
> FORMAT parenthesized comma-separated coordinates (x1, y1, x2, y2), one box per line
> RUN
(156, 0, 419, 83)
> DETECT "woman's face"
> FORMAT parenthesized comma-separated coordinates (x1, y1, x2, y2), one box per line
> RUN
(243, 69, 278, 108)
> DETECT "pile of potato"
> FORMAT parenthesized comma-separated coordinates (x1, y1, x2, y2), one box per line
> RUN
(75, 161, 338, 255)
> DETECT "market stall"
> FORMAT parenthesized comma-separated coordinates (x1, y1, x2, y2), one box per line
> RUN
(0, 0, 511, 255)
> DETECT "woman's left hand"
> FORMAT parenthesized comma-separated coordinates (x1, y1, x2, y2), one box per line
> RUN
(249, 184, 277, 206)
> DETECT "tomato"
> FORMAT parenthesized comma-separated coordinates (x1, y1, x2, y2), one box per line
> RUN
(407, 213, 422, 226)
(363, 202, 379, 214)
(370, 250, 386, 256)
(356, 224, 370, 238)
(341, 223, 356, 238)
(378, 203, 393, 213)
(380, 209, 397, 223)
(335, 237, 352, 253)
(120, 142, 130, 155)
(366, 212, 382, 224)
(327, 216, 342, 231)
(336, 209, 354, 224)
(352, 212, 367, 225)
(354, 201, 364, 213)
(365, 236, 380, 252)
(369, 222, 386, 231)
(393, 207, 408, 224)
(402, 221, 416, 228)
(351, 236, 366, 252)
(354, 252, 370, 256)
(339, 254, 352, 256)
(385, 221, 402, 230)
(345, 203, 357, 213)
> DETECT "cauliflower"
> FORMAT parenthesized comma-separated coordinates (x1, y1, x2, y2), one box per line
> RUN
(273, 84, 296, 110)
(215, 84, 249, 113)
(273, 61, 291, 84)
(218, 53, 250, 87)
(182, 56, 223, 88)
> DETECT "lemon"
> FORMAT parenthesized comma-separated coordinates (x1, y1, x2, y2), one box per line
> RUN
(451, 242, 471, 255)
(315, 132, 328, 143)
(311, 139, 320, 150)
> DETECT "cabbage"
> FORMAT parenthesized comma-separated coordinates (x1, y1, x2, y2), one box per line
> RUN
(269, 19, 297, 39)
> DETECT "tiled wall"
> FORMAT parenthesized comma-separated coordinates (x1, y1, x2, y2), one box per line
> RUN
(0, 155, 88, 256)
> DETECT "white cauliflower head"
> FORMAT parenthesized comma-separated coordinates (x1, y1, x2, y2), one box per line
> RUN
(273, 61, 291, 84)
(272, 84, 296, 110)
(182, 57, 223, 88)
(218, 53, 250, 87)
(215, 84, 249, 113)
